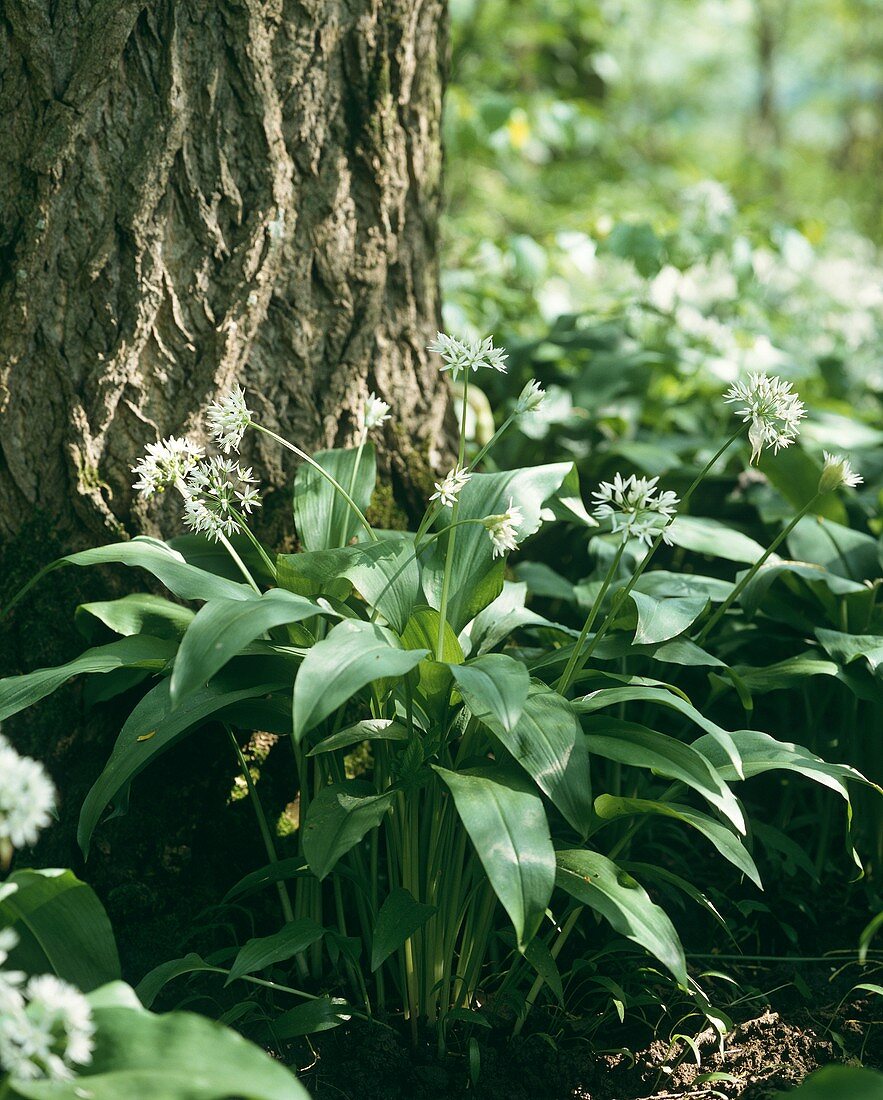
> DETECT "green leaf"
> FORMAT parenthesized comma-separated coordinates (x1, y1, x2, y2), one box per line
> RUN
(788, 514, 880, 581)
(433, 765, 555, 950)
(667, 517, 765, 563)
(759, 445, 846, 522)
(594, 795, 761, 888)
(135, 953, 222, 1009)
(226, 919, 326, 984)
(76, 594, 195, 642)
(523, 936, 564, 1005)
(815, 628, 883, 679)
(308, 719, 410, 756)
(344, 538, 420, 633)
(255, 996, 351, 1041)
(772, 1065, 883, 1099)
(0, 869, 120, 992)
(466, 581, 574, 657)
(421, 464, 574, 632)
(0, 636, 175, 722)
(481, 682, 593, 837)
(629, 592, 709, 645)
(739, 561, 864, 618)
(633, 570, 733, 602)
(79, 677, 287, 856)
(584, 718, 746, 834)
(170, 589, 322, 703)
(302, 780, 394, 880)
(12, 993, 311, 1099)
(292, 619, 427, 742)
(370, 888, 437, 971)
(450, 653, 530, 734)
(555, 849, 688, 986)
(294, 445, 376, 551)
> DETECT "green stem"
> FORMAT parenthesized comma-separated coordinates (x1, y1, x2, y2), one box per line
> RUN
(230, 510, 277, 581)
(513, 906, 582, 1037)
(225, 725, 294, 925)
(557, 541, 627, 694)
(251, 422, 377, 542)
(697, 492, 824, 644)
(436, 372, 471, 658)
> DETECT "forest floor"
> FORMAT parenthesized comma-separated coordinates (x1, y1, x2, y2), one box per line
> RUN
(300, 959, 883, 1099)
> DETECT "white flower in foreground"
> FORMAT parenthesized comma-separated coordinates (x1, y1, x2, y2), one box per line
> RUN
(483, 499, 524, 558)
(131, 437, 204, 498)
(819, 452, 863, 494)
(0, 736, 56, 849)
(592, 473, 680, 547)
(0, 928, 19, 966)
(430, 466, 471, 508)
(0, 974, 95, 1081)
(182, 456, 261, 542)
(724, 372, 806, 465)
(361, 392, 391, 432)
(428, 332, 508, 375)
(206, 383, 252, 453)
(514, 379, 546, 415)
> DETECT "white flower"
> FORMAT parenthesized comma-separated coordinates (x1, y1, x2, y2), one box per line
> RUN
(819, 452, 863, 493)
(182, 456, 261, 542)
(131, 437, 204, 498)
(514, 379, 546, 415)
(361, 392, 391, 432)
(0, 974, 95, 1081)
(0, 736, 56, 849)
(428, 332, 508, 375)
(723, 372, 807, 464)
(483, 499, 524, 558)
(430, 466, 471, 508)
(0, 928, 19, 966)
(206, 384, 252, 453)
(592, 473, 680, 547)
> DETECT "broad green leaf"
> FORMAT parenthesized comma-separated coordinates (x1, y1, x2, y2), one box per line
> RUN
(255, 996, 351, 1041)
(466, 581, 574, 657)
(29, 537, 254, 604)
(370, 888, 437, 971)
(728, 654, 841, 695)
(135, 953, 223, 1008)
(629, 592, 709, 645)
(226, 919, 326, 984)
(788, 515, 880, 581)
(170, 589, 322, 703)
(481, 682, 593, 837)
(584, 718, 745, 834)
(302, 780, 394, 880)
(400, 606, 463, 712)
(772, 1065, 883, 1099)
(759, 445, 846, 522)
(523, 936, 564, 1005)
(294, 445, 376, 550)
(433, 765, 555, 950)
(514, 562, 576, 602)
(594, 795, 761, 887)
(576, 686, 743, 778)
(691, 728, 878, 801)
(76, 594, 194, 642)
(450, 653, 530, 733)
(667, 516, 765, 563)
(345, 538, 420, 632)
(555, 849, 688, 986)
(223, 860, 309, 904)
(308, 719, 410, 756)
(276, 547, 356, 601)
(79, 677, 286, 856)
(815, 628, 883, 679)
(739, 561, 864, 618)
(12, 995, 311, 1099)
(292, 619, 427, 742)
(421, 464, 574, 632)
(0, 636, 175, 722)
(633, 570, 733, 602)
(0, 869, 120, 992)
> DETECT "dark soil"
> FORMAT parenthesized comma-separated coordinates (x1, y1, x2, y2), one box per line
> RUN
(298, 966, 883, 1099)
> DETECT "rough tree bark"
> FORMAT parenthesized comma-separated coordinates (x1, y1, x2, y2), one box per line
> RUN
(0, 0, 449, 551)
(0, 0, 449, 975)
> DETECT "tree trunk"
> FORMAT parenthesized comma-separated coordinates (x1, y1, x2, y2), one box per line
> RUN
(0, 0, 449, 552)
(0, 0, 449, 976)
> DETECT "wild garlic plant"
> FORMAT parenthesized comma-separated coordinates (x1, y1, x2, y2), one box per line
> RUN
(0, 346, 874, 1055)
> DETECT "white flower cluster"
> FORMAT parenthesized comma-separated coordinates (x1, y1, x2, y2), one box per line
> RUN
(592, 474, 680, 547)
(724, 372, 807, 464)
(131, 437, 204, 498)
(0, 932, 95, 1083)
(819, 452, 863, 494)
(206, 384, 252, 454)
(483, 500, 524, 558)
(428, 332, 508, 375)
(182, 456, 261, 542)
(430, 466, 471, 508)
(361, 392, 391, 432)
(0, 736, 56, 850)
(514, 379, 546, 416)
